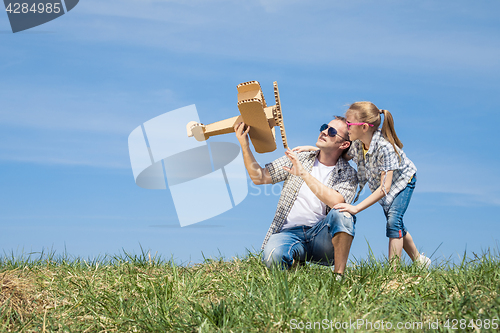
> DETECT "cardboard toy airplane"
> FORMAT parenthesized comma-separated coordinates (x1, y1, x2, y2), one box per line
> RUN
(187, 81, 288, 153)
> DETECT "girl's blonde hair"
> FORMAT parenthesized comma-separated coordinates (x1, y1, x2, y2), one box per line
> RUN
(346, 101, 403, 156)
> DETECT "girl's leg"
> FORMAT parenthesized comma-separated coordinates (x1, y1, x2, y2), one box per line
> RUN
(404, 232, 431, 267)
(385, 174, 417, 263)
(402, 232, 420, 261)
(388, 237, 403, 261)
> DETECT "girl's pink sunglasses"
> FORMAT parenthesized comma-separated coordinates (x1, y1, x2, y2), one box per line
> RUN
(346, 121, 374, 129)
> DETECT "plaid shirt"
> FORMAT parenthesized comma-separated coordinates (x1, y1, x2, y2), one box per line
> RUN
(347, 129, 417, 212)
(261, 151, 358, 249)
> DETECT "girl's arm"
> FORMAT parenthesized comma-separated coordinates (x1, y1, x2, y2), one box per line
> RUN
(333, 170, 393, 215)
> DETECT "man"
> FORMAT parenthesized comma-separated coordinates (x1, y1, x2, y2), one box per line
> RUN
(234, 116, 358, 276)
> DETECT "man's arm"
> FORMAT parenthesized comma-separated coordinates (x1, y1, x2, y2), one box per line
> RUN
(301, 171, 346, 207)
(283, 149, 345, 207)
(234, 122, 272, 185)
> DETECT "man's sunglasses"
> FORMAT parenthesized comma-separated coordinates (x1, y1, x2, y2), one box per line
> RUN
(320, 124, 349, 141)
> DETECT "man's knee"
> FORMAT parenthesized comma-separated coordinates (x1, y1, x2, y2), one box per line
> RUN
(326, 208, 342, 220)
(325, 209, 356, 239)
(262, 245, 277, 267)
(263, 245, 289, 269)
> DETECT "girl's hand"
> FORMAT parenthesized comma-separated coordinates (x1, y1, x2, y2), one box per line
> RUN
(292, 145, 319, 153)
(333, 203, 360, 215)
(283, 148, 307, 177)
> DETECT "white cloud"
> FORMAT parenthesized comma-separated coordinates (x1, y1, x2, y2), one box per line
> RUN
(0, 131, 131, 168)
(51, 0, 500, 72)
(0, 85, 180, 134)
(412, 154, 500, 207)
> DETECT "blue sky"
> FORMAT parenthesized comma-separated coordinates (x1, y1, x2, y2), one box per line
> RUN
(1, 0, 499, 265)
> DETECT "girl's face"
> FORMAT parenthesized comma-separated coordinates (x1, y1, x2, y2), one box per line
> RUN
(345, 113, 361, 141)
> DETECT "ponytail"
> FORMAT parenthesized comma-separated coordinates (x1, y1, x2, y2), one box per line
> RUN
(380, 109, 403, 160)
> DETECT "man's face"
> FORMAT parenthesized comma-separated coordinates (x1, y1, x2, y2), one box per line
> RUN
(316, 119, 349, 151)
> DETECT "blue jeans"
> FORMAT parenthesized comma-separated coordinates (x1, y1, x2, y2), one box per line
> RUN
(262, 209, 356, 269)
(385, 173, 416, 238)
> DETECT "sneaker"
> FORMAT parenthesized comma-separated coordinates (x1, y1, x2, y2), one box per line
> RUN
(333, 272, 343, 281)
(416, 253, 431, 268)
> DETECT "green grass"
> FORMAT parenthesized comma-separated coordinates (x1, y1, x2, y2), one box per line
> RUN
(1, 249, 499, 332)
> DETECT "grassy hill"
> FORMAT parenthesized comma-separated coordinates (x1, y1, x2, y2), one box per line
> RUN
(1, 250, 499, 332)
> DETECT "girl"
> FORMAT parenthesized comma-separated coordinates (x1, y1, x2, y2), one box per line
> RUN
(296, 102, 430, 267)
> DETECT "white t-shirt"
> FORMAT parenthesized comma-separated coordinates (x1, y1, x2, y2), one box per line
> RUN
(282, 158, 335, 230)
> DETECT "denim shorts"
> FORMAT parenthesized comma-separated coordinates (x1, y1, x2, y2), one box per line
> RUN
(262, 209, 356, 269)
(385, 173, 416, 238)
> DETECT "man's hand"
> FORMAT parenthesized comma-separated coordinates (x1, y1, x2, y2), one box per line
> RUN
(333, 203, 360, 215)
(234, 122, 251, 147)
(234, 121, 272, 185)
(283, 148, 308, 178)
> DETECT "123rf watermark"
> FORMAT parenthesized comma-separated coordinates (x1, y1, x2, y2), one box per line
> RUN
(290, 318, 499, 331)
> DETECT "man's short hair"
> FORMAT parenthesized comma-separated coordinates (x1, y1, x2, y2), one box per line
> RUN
(333, 115, 351, 156)
(334, 115, 347, 123)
